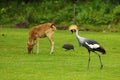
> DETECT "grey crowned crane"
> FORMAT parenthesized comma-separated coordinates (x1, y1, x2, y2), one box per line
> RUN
(70, 25, 106, 69)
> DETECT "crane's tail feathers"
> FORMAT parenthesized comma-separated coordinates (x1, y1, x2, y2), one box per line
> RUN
(101, 49, 106, 54)
(98, 46, 106, 54)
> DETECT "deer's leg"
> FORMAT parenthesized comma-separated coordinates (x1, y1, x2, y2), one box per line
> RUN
(36, 37, 39, 54)
(47, 35, 54, 54)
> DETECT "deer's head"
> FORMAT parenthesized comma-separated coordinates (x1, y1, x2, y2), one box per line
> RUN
(27, 41, 34, 54)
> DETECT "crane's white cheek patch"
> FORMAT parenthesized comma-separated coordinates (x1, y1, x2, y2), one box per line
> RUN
(85, 42, 100, 49)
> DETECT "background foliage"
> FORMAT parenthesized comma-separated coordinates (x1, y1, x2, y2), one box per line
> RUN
(0, 0, 120, 31)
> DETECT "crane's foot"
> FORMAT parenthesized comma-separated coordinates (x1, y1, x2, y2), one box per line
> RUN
(100, 64, 103, 69)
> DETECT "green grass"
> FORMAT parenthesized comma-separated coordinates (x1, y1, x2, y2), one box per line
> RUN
(0, 28, 120, 80)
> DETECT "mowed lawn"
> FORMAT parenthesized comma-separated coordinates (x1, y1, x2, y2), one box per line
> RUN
(0, 28, 120, 80)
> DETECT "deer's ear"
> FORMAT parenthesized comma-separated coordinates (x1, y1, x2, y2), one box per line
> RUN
(50, 20, 56, 27)
(27, 41, 34, 45)
(50, 23, 54, 27)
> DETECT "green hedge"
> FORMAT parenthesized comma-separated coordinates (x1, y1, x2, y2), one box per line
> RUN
(0, 0, 120, 30)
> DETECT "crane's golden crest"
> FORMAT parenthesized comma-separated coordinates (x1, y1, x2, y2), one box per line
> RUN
(69, 25, 78, 33)
(69, 25, 77, 30)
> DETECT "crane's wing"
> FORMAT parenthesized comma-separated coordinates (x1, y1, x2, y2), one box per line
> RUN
(83, 39, 100, 49)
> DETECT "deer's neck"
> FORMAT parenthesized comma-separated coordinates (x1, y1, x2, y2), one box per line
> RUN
(28, 33, 35, 44)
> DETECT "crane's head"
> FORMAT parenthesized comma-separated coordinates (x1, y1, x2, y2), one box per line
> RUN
(69, 25, 77, 33)
(70, 29, 76, 33)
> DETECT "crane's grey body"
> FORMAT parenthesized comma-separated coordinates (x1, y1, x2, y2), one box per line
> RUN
(75, 29, 106, 69)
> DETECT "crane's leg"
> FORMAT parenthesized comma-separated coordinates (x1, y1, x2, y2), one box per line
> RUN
(87, 50, 91, 69)
(94, 52, 103, 69)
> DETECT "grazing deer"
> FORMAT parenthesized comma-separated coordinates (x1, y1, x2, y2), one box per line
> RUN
(27, 22, 56, 54)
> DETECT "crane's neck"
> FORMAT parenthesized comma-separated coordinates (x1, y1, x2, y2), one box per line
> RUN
(75, 29, 85, 44)
(76, 29, 81, 38)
